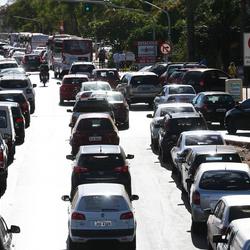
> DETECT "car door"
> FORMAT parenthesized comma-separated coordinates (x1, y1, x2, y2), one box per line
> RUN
(171, 134, 182, 166)
(236, 99, 250, 129)
(181, 150, 194, 191)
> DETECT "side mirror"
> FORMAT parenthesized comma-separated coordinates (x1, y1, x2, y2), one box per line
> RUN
(177, 155, 185, 163)
(147, 114, 153, 118)
(9, 225, 20, 234)
(66, 155, 75, 160)
(213, 234, 227, 244)
(32, 84, 37, 88)
(61, 195, 71, 202)
(57, 82, 61, 85)
(186, 178, 193, 184)
(204, 208, 213, 215)
(130, 194, 139, 201)
(126, 154, 134, 159)
(67, 109, 72, 113)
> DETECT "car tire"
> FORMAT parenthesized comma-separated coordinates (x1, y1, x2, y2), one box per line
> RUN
(151, 137, 158, 152)
(30, 102, 35, 114)
(123, 120, 129, 130)
(227, 125, 237, 135)
(67, 236, 80, 250)
(207, 240, 213, 250)
(59, 98, 64, 105)
(191, 219, 201, 234)
(122, 236, 136, 250)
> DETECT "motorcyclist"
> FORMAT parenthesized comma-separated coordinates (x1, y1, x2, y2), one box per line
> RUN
(39, 62, 49, 82)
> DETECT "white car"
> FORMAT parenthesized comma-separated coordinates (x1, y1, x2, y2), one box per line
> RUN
(62, 183, 138, 250)
(171, 130, 225, 172)
(207, 195, 250, 250)
(69, 61, 96, 77)
(147, 102, 197, 151)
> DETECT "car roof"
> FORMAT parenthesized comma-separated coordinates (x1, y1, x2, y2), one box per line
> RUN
(77, 183, 126, 197)
(190, 145, 239, 154)
(93, 68, 117, 72)
(0, 74, 28, 80)
(164, 84, 194, 88)
(198, 91, 231, 95)
(124, 71, 158, 76)
(185, 68, 226, 73)
(198, 162, 249, 173)
(0, 59, 17, 64)
(0, 89, 24, 94)
(72, 61, 95, 65)
(0, 101, 19, 107)
(167, 112, 202, 119)
(181, 130, 223, 137)
(82, 81, 110, 85)
(157, 102, 194, 109)
(220, 195, 250, 207)
(77, 112, 111, 119)
(63, 74, 89, 79)
(78, 145, 122, 154)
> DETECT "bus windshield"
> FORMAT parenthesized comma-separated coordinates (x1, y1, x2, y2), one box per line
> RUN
(63, 40, 91, 54)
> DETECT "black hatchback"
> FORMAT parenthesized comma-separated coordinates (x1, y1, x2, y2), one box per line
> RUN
(67, 144, 134, 198)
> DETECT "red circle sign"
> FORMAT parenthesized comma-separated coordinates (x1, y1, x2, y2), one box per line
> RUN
(160, 43, 172, 55)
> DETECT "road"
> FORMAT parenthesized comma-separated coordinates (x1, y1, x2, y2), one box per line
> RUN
(1, 72, 249, 250)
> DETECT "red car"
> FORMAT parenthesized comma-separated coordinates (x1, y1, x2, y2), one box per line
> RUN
(59, 74, 89, 105)
(70, 113, 119, 155)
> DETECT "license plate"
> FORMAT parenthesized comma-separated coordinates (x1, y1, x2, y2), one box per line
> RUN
(216, 108, 226, 112)
(94, 221, 112, 227)
(89, 136, 102, 142)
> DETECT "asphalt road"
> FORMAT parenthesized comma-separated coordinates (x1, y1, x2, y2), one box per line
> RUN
(1, 72, 249, 250)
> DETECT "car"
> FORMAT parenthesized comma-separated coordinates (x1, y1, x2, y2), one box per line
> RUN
(171, 130, 225, 174)
(0, 59, 19, 73)
(192, 91, 235, 127)
(0, 74, 36, 113)
(147, 102, 197, 151)
(70, 113, 119, 155)
(21, 53, 41, 71)
(188, 163, 250, 233)
(66, 144, 134, 197)
(61, 183, 138, 250)
(215, 218, 250, 250)
(0, 67, 27, 76)
(0, 133, 9, 194)
(116, 72, 162, 106)
(225, 98, 250, 134)
(67, 97, 115, 129)
(92, 68, 120, 89)
(158, 112, 207, 163)
(12, 51, 25, 65)
(0, 90, 30, 128)
(58, 74, 89, 105)
(68, 61, 96, 77)
(153, 84, 196, 110)
(148, 62, 170, 76)
(167, 68, 190, 84)
(181, 68, 230, 93)
(0, 215, 20, 250)
(180, 145, 243, 194)
(207, 195, 250, 250)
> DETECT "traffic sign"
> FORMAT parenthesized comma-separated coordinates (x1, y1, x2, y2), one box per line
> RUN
(160, 42, 172, 55)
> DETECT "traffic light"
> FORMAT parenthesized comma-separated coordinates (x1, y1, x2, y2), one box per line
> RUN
(84, 3, 92, 12)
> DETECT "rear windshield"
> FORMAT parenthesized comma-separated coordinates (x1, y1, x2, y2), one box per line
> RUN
(0, 94, 25, 103)
(229, 206, 250, 223)
(106, 93, 123, 102)
(185, 135, 224, 146)
(77, 195, 129, 212)
(77, 118, 113, 131)
(156, 106, 194, 117)
(96, 71, 119, 79)
(78, 154, 125, 168)
(71, 65, 95, 74)
(0, 110, 7, 128)
(199, 171, 250, 190)
(184, 71, 202, 83)
(0, 63, 18, 70)
(167, 95, 194, 103)
(169, 86, 195, 94)
(197, 154, 241, 164)
(130, 75, 159, 87)
(73, 100, 111, 112)
(169, 117, 207, 132)
(205, 95, 235, 104)
(81, 83, 111, 91)
(63, 78, 88, 85)
(0, 80, 29, 88)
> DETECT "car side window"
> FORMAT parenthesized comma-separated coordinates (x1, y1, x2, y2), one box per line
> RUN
(176, 135, 182, 147)
(121, 76, 128, 84)
(217, 201, 225, 219)
(196, 94, 204, 104)
(213, 201, 222, 217)
(240, 99, 250, 109)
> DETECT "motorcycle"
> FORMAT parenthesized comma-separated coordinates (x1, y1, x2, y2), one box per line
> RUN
(40, 72, 49, 87)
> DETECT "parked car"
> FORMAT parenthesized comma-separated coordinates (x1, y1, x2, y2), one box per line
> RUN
(0, 90, 30, 128)
(180, 145, 243, 194)
(21, 53, 41, 71)
(192, 92, 235, 127)
(67, 144, 134, 197)
(188, 163, 250, 233)
(181, 68, 230, 93)
(153, 84, 196, 110)
(0, 215, 20, 250)
(116, 72, 162, 106)
(147, 102, 197, 151)
(214, 218, 250, 250)
(58, 74, 89, 105)
(158, 112, 207, 163)
(62, 183, 138, 250)
(70, 113, 119, 155)
(0, 73, 36, 113)
(207, 195, 250, 250)
(68, 61, 96, 77)
(171, 130, 225, 174)
(0, 133, 9, 192)
(225, 98, 250, 134)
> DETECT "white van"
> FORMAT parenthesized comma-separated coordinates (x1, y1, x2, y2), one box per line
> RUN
(0, 105, 15, 162)
(215, 218, 250, 250)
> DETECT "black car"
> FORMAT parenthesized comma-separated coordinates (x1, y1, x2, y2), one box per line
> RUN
(225, 98, 250, 134)
(21, 53, 41, 71)
(192, 91, 235, 127)
(158, 112, 208, 163)
(66, 144, 134, 197)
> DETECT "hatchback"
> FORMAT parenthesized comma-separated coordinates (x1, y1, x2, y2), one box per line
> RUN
(21, 53, 41, 71)
(70, 113, 119, 155)
(62, 183, 138, 250)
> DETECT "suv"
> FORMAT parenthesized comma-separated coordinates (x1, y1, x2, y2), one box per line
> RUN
(0, 59, 19, 73)
(158, 112, 207, 163)
(21, 53, 41, 71)
(68, 62, 96, 77)
(67, 144, 134, 197)
(0, 74, 36, 113)
(116, 72, 162, 106)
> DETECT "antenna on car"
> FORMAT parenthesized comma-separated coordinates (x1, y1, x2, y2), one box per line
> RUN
(100, 146, 102, 153)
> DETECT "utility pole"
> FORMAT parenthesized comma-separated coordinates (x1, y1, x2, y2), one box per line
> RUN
(186, 0, 195, 61)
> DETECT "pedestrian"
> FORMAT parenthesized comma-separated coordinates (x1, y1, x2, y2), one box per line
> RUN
(113, 52, 120, 69)
(98, 48, 106, 68)
(228, 62, 237, 78)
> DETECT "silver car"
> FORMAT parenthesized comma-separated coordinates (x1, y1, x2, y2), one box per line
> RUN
(188, 162, 250, 233)
(62, 183, 138, 250)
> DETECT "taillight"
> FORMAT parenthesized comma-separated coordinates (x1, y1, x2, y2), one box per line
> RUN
(73, 166, 89, 173)
(71, 212, 85, 220)
(16, 117, 24, 123)
(114, 166, 128, 173)
(120, 212, 133, 220)
(22, 102, 29, 112)
(192, 191, 200, 205)
(0, 151, 4, 163)
(199, 80, 205, 86)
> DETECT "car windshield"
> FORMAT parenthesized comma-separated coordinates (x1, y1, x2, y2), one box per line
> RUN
(130, 75, 159, 86)
(78, 154, 125, 169)
(205, 94, 234, 104)
(0, 80, 28, 88)
(77, 195, 129, 212)
(73, 100, 111, 112)
(169, 117, 207, 132)
(71, 65, 94, 74)
(0, 110, 7, 128)
(169, 86, 195, 94)
(199, 171, 250, 190)
(77, 118, 113, 131)
(81, 83, 111, 91)
(185, 134, 224, 146)
(158, 106, 195, 117)
(228, 206, 250, 223)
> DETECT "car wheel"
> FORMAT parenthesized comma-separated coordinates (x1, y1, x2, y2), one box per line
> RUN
(30, 103, 35, 114)
(67, 236, 80, 250)
(227, 125, 237, 135)
(160, 148, 168, 163)
(191, 219, 201, 234)
(207, 240, 213, 250)
(54, 71, 58, 79)
(59, 98, 64, 105)
(123, 120, 129, 130)
(151, 137, 158, 152)
(122, 236, 136, 250)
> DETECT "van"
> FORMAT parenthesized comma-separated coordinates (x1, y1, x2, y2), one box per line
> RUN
(214, 218, 250, 250)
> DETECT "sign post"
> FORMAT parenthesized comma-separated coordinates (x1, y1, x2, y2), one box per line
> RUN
(225, 79, 243, 103)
